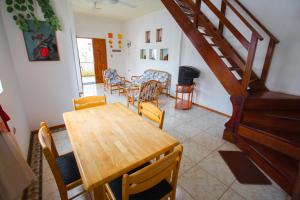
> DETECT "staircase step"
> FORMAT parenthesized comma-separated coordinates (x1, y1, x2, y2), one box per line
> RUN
(242, 110, 300, 133)
(237, 137, 297, 194)
(245, 139, 299, 184)
(220, 55, 230, 59)
(245, 91, 300, 111)
(237, 124, 300, 160)
(161, 0, 246, 96)
(228, 67, 242, 71)
(200, 32, 212, 37)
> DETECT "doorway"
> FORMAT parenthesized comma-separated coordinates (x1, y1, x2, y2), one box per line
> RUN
(77, 38, 108, 86)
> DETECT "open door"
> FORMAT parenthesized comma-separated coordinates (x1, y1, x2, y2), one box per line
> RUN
(92, 39, 108, 83)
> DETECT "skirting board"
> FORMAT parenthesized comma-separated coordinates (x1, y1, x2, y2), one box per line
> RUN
(169, 95, 230, 118)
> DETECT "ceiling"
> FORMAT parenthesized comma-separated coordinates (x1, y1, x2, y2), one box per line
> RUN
(69, 0, 164, 21)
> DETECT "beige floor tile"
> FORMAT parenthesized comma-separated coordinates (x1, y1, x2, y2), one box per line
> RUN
(192, 132, 225, 152)
(43, 178, 59, 198)
(220, 189, 246, 200)
(205, 124, 226, 138)
(180, 166, 228, 200)
(216, 142, 241, 152)
(179, 155, 197, 177)
(182, 138, 211, 163)
(198, 151, 235, 186)
(174, 121, 205, 138)
(190, 116, 215, 131)
(175, 185, 195, 200)
(168, 128, 188, 143)
(231, 180, 287, 200)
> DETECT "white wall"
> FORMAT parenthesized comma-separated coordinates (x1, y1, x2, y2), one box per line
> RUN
(201, 0, 300, 96)
(1, 0, 80, 130)
(0, 8, 31, 156)
(124, 9, 183, 95)
(74, 13, 126, 75)
(123, 9, 233, 115)
(239, 0, 300, 95)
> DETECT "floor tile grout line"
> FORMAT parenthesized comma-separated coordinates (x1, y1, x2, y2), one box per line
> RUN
(217, 181, 236, 200)
(178, 183, 199, 200)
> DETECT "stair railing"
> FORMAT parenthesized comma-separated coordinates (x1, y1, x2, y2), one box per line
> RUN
(180, 0, 274, 90)
(231, 0, 280, 85)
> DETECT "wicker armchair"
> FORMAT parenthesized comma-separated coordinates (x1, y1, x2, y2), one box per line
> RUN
(102, 69, 125, 94)
(127, 80, 163, 107)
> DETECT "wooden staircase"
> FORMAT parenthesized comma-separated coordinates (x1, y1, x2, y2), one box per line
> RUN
(162, 0, 300, 196)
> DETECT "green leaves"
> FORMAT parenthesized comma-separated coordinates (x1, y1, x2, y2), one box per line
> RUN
(6, 0, 13, 5)
(6, 6, 13, 13)
(5, 0, 62, 32)
(36, 0, 61, 31)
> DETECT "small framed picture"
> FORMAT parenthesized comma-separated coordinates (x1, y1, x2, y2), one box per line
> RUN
(156, 28, 162, 42)
(145, 31, 151, 43)
(160, 48, 169, 61)
(149, 49, 158, 60)
(140, 49, 147, 59)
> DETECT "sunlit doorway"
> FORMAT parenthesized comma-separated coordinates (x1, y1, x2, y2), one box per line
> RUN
(77, 38, 96, 85)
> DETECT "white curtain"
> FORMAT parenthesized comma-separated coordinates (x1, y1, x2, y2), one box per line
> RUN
(0, 119, 36, 200)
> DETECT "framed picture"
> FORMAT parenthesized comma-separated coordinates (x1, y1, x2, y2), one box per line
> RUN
(160, 48, 169, 61)
(23, 21, 59, 61)
(140, 49, 147, 59)
(149, 49, 158, 60)
(156, 28, 162, 42)
(145, 31, 151, 43)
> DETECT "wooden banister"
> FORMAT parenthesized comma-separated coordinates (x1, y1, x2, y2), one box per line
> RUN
(233, 0, 279, 43)
(223, 0, 263, 41)
(218, 0, 227, 35)
(242, 33, 259, 89)
(202, 0, 250, 50)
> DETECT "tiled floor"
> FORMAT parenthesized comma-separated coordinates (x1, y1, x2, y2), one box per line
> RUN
(42, 84, 289, 200)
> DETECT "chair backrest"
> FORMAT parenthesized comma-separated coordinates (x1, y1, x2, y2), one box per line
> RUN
(138, 102, 165, 129)
(122, 145, 183, 200)
(103, 68, 117, 79)
(73, 96, 106, 110)
(38, 123, 66, 191)
(39, 122, 59, 158)
(144, 69, 171, 83)
(138, 80, 162, 103)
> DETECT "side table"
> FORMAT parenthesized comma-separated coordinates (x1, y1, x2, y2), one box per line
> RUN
(175, 84, 194, 110)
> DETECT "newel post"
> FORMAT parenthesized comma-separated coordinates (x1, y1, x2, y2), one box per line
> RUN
(223, 95, 247, 143)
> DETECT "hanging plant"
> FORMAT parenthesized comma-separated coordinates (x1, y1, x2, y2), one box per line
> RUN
(5, 0, 61, 32)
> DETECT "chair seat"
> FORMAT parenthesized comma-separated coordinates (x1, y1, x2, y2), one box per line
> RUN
(56, 152, 81, 185)
(110, 79, 123, 85)
(108, 163, 172, 200)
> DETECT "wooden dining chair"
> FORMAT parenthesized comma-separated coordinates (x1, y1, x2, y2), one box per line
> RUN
(105, 145, 183, 200)
(72, 95, 106, 110)
(38, 122, 85, 200)
(138, 102, 165, 129)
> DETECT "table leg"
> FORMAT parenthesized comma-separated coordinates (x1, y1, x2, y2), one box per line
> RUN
(92, 185, 105, 200)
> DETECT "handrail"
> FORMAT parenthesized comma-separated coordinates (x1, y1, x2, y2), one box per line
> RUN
(223, 0, 263, 41)
(201, 0, 250, 50)
(233, 0, 279, 43)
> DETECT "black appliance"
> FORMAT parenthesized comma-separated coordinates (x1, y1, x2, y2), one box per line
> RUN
(178, 66, 200, 85)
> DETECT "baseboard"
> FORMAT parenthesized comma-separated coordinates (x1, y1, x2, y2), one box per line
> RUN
(169, 95, 230, 118)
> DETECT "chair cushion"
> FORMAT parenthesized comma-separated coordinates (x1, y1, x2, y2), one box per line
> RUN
(108, 163, 172, 200)
(56, 152, 81, 185)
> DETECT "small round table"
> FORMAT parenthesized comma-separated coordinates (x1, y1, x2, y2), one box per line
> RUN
(175, 84, 194, 110)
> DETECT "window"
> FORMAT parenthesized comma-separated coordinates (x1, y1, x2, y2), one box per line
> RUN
(145, 31, 151, 43)
(156, 28, 162, 42)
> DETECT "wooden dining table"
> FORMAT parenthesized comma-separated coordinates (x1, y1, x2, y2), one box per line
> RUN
(63, 103, 179, 200)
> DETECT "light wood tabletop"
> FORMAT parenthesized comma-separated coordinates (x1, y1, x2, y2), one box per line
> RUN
(63, 103, 179, 199)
